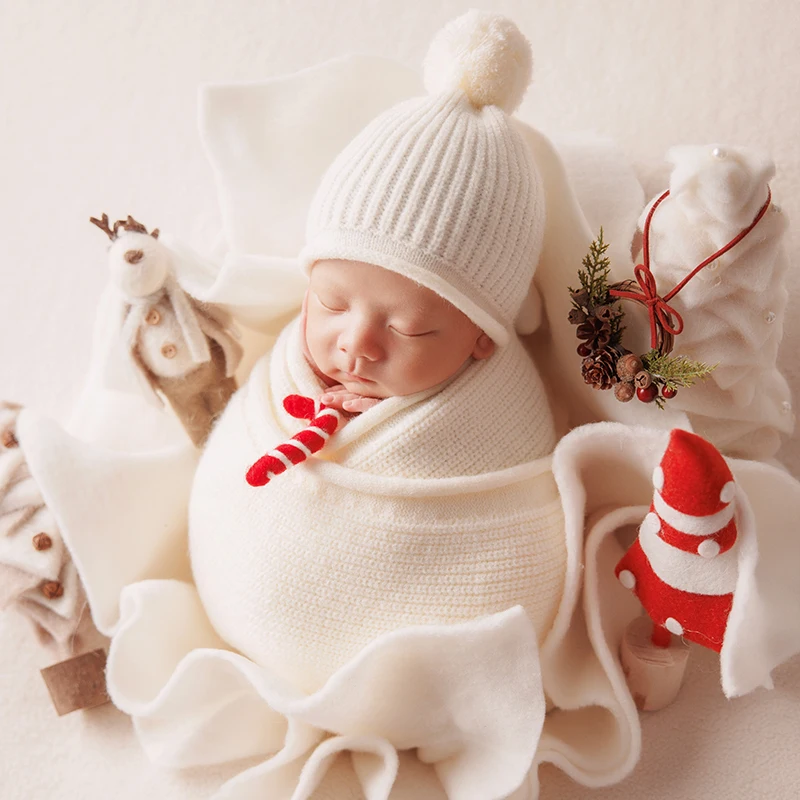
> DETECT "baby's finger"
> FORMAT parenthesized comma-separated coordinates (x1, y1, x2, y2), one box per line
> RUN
(343, 396, 381, 413)
(321, 390, 360, 405)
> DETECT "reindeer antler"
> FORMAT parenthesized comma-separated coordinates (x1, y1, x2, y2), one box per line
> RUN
(89, 213, 160, 240)
(116, 215, 160, 239)
(89, 213, 117, 240)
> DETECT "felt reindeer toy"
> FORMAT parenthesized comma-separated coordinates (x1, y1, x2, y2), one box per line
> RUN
(90, 214, 244, 447)
(615, 428, 740, 709)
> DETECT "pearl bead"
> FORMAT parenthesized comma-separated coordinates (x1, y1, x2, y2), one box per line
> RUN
(765, 311, 777, 324)
(712, 277, 722, 288)
(712, 147, 727, 159)
(665, 617, 684, 635)
(782, 401, 792, 415)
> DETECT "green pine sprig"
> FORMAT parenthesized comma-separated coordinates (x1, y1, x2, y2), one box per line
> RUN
(574, 228, 612, 307)
(641, 350, 717, 389)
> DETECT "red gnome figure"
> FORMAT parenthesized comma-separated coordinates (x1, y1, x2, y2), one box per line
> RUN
(616, 429, 739, 653)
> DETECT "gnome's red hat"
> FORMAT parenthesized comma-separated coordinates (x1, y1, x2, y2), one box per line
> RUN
(653, 429, 736, 518)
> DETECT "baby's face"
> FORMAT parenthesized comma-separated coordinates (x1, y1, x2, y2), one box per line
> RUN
(304, 259, 494, 398)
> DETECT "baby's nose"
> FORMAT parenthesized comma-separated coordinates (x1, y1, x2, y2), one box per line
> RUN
(339, 322, 382, 361)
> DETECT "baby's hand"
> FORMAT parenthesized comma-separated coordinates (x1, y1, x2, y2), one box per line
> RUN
(320, 386, 382, 414)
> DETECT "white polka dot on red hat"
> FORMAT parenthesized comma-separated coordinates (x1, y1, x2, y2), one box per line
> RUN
(698, 539, 721, 558)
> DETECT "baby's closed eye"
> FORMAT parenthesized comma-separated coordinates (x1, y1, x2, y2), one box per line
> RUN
(313, 291, 348, 312)
(389, 324, 437, 338)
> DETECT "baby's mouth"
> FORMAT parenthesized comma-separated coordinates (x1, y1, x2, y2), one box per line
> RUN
(341, 370, 374, 383)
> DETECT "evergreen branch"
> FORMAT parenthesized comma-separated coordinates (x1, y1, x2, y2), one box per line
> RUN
(642, 350, 717, 388)
(576, 228, 612, 307)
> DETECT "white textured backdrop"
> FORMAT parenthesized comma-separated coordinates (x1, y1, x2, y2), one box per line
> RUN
(0, 1, 798, 798)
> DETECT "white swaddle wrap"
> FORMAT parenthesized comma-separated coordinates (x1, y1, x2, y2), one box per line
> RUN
(190, 317, 563, 692)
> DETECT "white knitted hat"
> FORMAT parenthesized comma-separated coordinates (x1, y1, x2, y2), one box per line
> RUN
(298, 10, 544, 347)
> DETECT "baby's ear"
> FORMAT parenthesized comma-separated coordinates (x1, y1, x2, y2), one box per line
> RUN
(472, 333, 495, 360)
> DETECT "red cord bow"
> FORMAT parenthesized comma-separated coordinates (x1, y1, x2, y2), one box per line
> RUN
(610, 264, 684, 350)
(608, 186, 771, 352)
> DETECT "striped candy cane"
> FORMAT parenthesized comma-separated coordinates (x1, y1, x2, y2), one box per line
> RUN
(245, 394, 344, 487)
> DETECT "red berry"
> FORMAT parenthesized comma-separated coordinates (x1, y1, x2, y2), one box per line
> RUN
(637, 384, 659, 403)
(576, 343, 592, 357)
(662, 386, 678, 399)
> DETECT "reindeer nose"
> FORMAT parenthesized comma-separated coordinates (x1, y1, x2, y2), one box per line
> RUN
(124, 249, 145, 264)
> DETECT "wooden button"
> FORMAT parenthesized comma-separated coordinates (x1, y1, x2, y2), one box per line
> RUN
(40, 581, 63, 600)
(40, 649, 110, 716)
(1, 429, 18, 448)
(32, 533, 52, 551)
(161, 343, 177, 359)
(145, 308, 162, 325)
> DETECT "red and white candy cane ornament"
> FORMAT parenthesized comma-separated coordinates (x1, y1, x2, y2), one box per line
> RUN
(245, 394, 344, 487)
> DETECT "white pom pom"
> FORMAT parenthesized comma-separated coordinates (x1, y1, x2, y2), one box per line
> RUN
(423, 10, 533, 114)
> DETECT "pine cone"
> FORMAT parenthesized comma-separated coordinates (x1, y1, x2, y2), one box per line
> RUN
(576, 316, 611, 352)
(568, 307, 587, 325)
(570, 288, 589, 307)
(582, 348, 618, 390)
(594, 305, 614, 322)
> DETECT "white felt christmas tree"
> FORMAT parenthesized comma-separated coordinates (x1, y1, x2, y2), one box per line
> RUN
(643, 145, 793, 459)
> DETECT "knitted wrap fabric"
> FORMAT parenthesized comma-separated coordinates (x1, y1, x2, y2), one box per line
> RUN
(297, 10, 544, 347)
(190, 320, 564, 692)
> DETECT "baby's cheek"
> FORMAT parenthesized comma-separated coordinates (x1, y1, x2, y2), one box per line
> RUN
(305, 317, 333, 362)
(392, 342, 447, 392)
